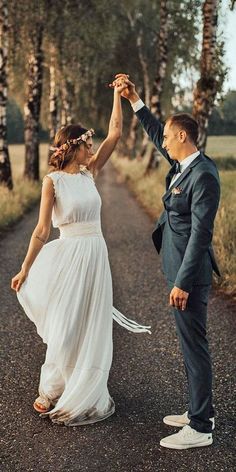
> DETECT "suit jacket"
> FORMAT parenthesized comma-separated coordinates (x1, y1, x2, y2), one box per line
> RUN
(136, 105, 221, 292)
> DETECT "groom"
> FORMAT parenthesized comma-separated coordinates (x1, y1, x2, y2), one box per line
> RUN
(113, 74, 221, 450)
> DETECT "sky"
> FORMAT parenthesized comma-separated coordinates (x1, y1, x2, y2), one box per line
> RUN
(221, 0, 236, 91)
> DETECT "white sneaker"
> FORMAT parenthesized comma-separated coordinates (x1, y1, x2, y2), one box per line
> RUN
(160, 425, 213, 450)
(163, 411, 215, 430)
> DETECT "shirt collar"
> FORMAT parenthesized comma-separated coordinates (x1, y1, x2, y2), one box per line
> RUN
(179, 151, 200, 172)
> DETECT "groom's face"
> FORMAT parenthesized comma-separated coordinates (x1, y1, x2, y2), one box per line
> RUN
(163, 121, 185, 160)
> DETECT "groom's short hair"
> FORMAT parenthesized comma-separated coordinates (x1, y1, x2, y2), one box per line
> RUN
(167, 113, 199, 145)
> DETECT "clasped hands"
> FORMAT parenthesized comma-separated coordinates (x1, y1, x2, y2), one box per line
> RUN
(111, 74, 131, 95)
(109, 74, 137, 101)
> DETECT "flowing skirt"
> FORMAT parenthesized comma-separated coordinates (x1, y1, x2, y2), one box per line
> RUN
(17, 225, 115, 426)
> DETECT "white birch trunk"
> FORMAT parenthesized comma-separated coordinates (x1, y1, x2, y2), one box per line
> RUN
(24, 25, 44, 180)
(146, 0, 169, 170)
(60, 64, 74, 127)
(48, 44, 59, 160)
(0, 0, 13, 189)
(192, 0, 221, 152)
(127, 13, 151, 157)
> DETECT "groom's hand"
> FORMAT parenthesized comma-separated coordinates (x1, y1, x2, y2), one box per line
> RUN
(109, 74, 140, 103)
(170, 286, 189, 311)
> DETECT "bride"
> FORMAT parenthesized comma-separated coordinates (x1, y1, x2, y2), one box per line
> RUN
(11, 79, 150, 427)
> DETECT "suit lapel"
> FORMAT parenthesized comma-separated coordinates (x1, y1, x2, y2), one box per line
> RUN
(163, 153, 203, 202)
(165, 164, 176, 189)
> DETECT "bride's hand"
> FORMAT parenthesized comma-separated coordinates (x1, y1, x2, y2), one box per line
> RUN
(113, 77, 129, 95)
(11, 269, 28, 292)
(109, 74, 138, 101)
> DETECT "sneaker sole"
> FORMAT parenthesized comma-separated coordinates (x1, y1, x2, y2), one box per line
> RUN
(160, 438, 213, 450)
(163, 418, 215, 430)
(163, 418, 188, 427)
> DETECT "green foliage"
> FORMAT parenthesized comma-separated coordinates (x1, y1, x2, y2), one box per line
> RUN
(7, 99, 24, 143)
(7, 0, 229, 138)
(209, 91, 236, 135)
(7, 98, 48, 143)
(213, 157, 236, 170)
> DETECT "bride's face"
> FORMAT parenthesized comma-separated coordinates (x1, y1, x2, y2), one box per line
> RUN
(76, 137, 94, 165)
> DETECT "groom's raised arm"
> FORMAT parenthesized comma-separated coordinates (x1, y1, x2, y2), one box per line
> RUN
(112, 74, 173, 165)
(132, 99, 172, 165)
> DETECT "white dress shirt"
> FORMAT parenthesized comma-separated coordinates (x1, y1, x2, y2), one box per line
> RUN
(170, 152, 200, 187)
(132, 99, 145, 113)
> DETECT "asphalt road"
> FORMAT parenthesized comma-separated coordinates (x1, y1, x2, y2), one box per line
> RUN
(1, 162, 235, 472)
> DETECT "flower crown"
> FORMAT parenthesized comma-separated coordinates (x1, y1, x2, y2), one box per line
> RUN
(50, 128, 95, 156)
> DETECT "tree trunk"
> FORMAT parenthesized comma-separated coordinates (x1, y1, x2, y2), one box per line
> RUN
(60, 75, 74, 127)
(24, 24, 44, 180)
(136, 30, 150, 107)
(136, 30, 152, 158)
(0, 0, 13, 189)
(127, 14, 151, 158)
(192, 0, 221, 152)
(125, 84, 142, 157)
(145, 0, 169, 171)
(90, 75, 98, 124)
(48, 44, 59, 160)
(150, 0, 169, 118)
(126, 113, 140, 157)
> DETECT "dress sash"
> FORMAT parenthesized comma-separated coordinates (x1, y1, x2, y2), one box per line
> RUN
(59, 221, 102, 238)
(112, 307, 151, 334)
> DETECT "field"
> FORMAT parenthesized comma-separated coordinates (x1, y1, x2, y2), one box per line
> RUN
(0, 144, 49, 230)
(205, 135, 236, 158)
(10, 143, 49, 181)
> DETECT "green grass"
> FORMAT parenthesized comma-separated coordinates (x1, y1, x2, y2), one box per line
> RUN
(206, 135, 236, 159)
(0, 144, 49, 231)
(213, 171, 236, 293)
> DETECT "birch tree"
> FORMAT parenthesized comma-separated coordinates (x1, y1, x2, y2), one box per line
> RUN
(193, 0, 225, 151)
(144, 0, 169, 170)
(150, 0, 169, 119)
(48, 43, 59, 152)
(24, 22, 44, 180)
(126, 10, 151, 156)
(0, 0, 13, 189)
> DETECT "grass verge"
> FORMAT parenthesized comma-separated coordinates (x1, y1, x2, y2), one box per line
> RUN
(0, 143, 48, 233)
(0, 179, 41, 231)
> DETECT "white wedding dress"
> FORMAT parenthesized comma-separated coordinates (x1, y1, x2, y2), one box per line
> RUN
(17, 169, 150, 426)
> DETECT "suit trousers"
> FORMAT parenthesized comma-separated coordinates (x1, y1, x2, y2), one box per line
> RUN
(168, 282, 214, 433)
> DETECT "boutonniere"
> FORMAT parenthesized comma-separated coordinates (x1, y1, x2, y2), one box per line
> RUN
(172, 186, 183, 194)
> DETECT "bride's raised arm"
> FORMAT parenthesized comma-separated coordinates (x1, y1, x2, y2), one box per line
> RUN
(89, 81, 126, 174)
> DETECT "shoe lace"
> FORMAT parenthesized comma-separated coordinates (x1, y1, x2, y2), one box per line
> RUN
(180, 425, 196, 437)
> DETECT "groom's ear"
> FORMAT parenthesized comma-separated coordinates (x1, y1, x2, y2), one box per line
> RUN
(178, 130, 187, 143)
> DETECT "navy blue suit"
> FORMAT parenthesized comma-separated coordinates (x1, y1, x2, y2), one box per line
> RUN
(136, 105, 221, 433)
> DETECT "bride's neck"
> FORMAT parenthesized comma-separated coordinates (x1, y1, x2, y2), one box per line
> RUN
(63, 162, 82, 174)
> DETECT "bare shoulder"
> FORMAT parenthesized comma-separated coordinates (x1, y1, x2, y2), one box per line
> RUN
(42, 175, 55, 197)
